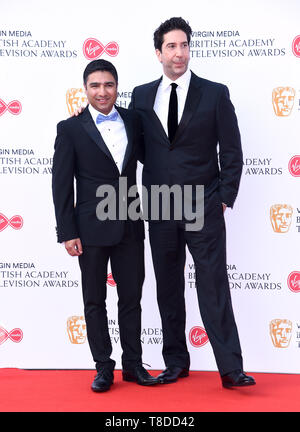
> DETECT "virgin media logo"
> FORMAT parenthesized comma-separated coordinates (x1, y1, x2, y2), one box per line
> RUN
(0, 99, 22, 116)
(287, 271, 300, 293)
(107, 273, 116, 287)
(288, 156, 300, 177)
(189, 326, 209, 347)
(292, 35, 300, 58)
(83, 38, 119, 60)
(0, 327, 23, 345)
(0, 213, 23, 232)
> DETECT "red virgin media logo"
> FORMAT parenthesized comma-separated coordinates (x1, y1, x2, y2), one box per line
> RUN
(292, 35, 300, 58)
(288, 156, 300, 177)
(0, 214, 23, 232)
(107, 273, 116, 287)
(189, 326, 209, 347)
(0, 99, 22, 116)
(287, 271, 300, 293)
(0, 327, 23, 345)
(83, 38, 119, 60)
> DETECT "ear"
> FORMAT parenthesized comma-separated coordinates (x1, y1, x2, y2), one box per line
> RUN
(155, 48, 162, 63)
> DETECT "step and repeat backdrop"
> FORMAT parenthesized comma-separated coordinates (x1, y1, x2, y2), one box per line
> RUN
(0, 0, 300, 373)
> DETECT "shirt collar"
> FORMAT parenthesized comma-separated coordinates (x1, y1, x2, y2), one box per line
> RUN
(88, 104, 118, 124)
(161, 69, 191, 92)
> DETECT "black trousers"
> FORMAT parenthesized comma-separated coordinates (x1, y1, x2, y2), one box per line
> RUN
(149, 191, 243, 376)
(78, 222, 145, 372)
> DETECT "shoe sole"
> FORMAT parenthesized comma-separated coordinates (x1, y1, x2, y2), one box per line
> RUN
(159, 371, 189, 384)
(222, 381, 256, 389)
(91, 382, 113, 392)
(122, 374, 158, 386)
(91, 385, 112, 392)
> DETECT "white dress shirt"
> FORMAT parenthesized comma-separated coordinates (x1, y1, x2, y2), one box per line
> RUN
(153, 69, 191, 136)
(88, 104, 128, 173)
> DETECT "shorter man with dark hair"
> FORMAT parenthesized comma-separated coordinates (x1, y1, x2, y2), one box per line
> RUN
(52, 59, 158, 392)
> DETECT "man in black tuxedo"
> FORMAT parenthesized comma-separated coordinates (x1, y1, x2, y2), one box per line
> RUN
(52, 60, 158, 392)
(130, 17, 255, 388)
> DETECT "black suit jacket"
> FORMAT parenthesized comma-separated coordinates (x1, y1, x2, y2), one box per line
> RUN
(130, 71, 243, 208)
(52, 105, 144, 246)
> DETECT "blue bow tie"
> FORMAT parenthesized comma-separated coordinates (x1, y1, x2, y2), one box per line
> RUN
(96, 111, 118, 124)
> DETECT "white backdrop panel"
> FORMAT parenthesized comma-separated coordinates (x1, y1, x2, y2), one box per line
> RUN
(0, 0, 299, 373)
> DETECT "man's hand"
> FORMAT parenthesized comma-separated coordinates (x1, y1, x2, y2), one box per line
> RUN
(65, 238, 83, 256)
(222, 203, 227, 213)
(72, 106, 85, 117)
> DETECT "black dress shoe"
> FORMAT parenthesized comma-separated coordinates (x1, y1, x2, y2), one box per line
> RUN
(157, 367, 189, 384)
(221, 370, 256, 388)
(91, 369, 114, 392)
(122, 365, 159, 386)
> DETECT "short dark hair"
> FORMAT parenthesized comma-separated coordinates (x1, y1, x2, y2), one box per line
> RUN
(83, 59, 118, 86)
(153, 17, 192, 52)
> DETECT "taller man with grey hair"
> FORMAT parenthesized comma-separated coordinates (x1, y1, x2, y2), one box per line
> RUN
(130, 17, 255, 388)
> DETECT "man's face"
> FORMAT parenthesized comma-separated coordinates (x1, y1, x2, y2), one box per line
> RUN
(84, 70, 117, 114)
(156, 29, 190, 80)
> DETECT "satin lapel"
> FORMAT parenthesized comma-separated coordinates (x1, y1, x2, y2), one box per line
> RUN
(116, 106, 133, 174)
(146, 78, 169, 142)
(173, 72, 203, 144)
(78, 106, 115, 163)
(146, 78, 162, 109)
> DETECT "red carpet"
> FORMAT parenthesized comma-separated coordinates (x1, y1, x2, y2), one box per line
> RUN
(0, 368, 299, 412)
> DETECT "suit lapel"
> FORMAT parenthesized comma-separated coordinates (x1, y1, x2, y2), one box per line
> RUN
(145, 78, 162, 110)
(79, 107, 116, 164)
(145, 73, 204, 145)
(173, 72, 203, 144)
(145, 78, 170, 141)
(116, 106, 133, 174)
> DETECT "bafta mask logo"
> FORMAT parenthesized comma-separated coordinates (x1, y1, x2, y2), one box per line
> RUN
(270, 204, 293, 233)
(270, 319, 292, 348)
(189, 326, 209, 347)
(66, 88, 87, 115)
(287, 271, 300, 293)
(67, 316, 87, 344)
(292, 35, 300, 58)
(288, 156, 300, 177)
(272, 87, 295, 117)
